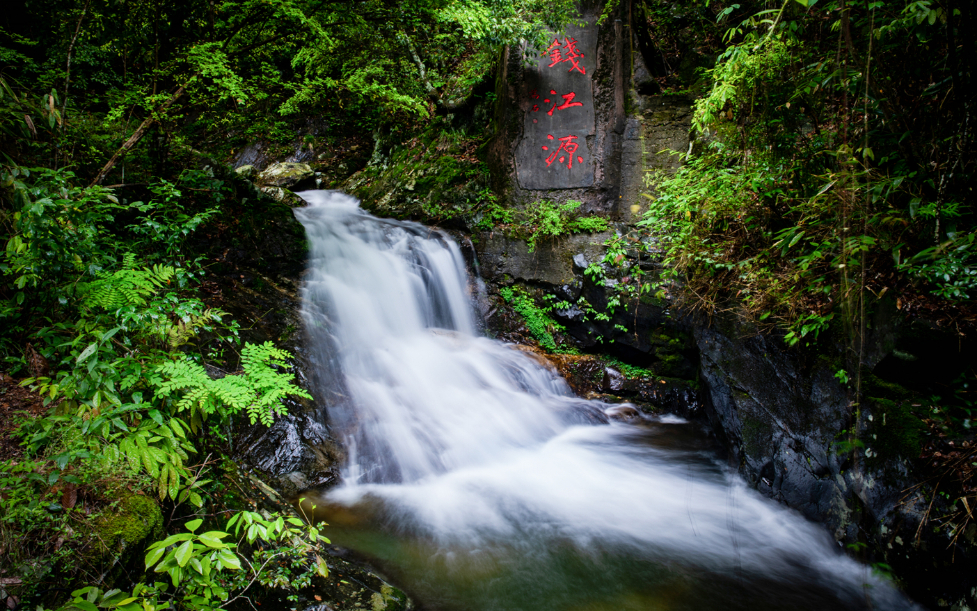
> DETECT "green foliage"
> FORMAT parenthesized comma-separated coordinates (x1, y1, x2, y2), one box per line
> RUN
(639, 0, 975, 352)
(54, 509, 330, 611)
(79, 254, 176, 311)
(505, 199, 608, 252)
(899, 231, 977, 301)
(603, 357, 655, 379)
(154, 342, 312, 427)
(578, 233, 655, 338)
(0, 154, 305, 606)
(499, 286, 565, 352)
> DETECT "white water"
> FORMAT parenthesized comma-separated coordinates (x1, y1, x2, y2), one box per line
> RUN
(295, 191, 917, 611)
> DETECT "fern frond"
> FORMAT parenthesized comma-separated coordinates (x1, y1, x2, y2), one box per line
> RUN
(152, 342, 312, 426)
(78, 257, 177, 312)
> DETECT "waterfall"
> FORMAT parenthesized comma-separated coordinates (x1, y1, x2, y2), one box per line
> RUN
(294, 191, 917, 611)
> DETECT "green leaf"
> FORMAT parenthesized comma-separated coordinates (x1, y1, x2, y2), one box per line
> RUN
(174, 540, 193, 567)
(185, 518, 203, 532)
(167, 466, 179, 501)
(216, 550, 241, 570)
(145, 546, 166, 569)
(68, 600, 99, 611)
(158, 466, 170, 500)
(788, 230, 805, 248)
(76, 342, 98, 364)
(147, 533, 193, 550)
(198, 533, 228, 549)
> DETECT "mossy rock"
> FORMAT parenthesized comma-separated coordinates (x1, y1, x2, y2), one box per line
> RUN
(369, 583, 410, 611)
(258, 162, 316, 190)
(92, 494, 163, 553)
(862, 373, 912, 401)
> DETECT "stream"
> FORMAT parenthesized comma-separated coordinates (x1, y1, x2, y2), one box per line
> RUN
(292, 191, 918, 611)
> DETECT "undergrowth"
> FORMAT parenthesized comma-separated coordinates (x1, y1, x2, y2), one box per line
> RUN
(499, 286, 565, 352)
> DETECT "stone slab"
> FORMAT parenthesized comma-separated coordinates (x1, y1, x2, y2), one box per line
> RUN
(515, 22, 599, 190)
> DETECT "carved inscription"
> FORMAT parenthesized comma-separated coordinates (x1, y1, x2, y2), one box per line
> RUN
(515, 24, 597, 190)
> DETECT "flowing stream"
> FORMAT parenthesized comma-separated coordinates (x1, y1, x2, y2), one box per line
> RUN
(293, 191, 916, 611)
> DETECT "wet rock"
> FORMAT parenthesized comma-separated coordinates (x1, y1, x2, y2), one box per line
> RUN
(695, 308, 976, 609)
(603, 367, 625, 392)
(605, 403, 642, 422)
(258, 162, 316, 190)
(237, 412, 339, 495)
(476, 230, 613, 288)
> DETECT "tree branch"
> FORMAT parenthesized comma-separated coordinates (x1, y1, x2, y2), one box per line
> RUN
(88, 82, 190, 187)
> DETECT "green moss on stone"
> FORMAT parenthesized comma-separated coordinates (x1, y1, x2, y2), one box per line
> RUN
(648, 328, 693, 378)
(370, 583, 409, 611)
(93, 494, 163, 552)
(862, 374, 912, 401)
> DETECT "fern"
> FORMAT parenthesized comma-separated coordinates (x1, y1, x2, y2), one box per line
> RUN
(79, 254, 176, 311)
(162, 307, 225, 349)
(153, 342, 311, 427)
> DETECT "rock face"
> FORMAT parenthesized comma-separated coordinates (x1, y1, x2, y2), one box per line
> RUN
(489, 2, 632, 216)
(236, 410, 340, 497)
(697, 307, 977, 610)
(476, 4, 700, 412)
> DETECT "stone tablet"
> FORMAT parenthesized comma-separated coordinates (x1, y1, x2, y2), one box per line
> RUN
(515, 22, 598, 190)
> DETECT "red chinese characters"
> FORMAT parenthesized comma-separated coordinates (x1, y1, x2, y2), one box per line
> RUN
(530, 89, 583, 116)
(545, 37, 586, 75)
(540, 134, 584, 169)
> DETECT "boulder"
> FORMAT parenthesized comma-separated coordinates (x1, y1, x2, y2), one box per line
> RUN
(257, 162, 316, 190)
(259, 185, 306, 207)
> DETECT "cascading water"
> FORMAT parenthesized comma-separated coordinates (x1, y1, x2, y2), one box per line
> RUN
(294, 191, 917, 611)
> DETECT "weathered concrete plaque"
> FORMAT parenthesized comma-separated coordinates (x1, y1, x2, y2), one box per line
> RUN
(515, 22, 598, 190)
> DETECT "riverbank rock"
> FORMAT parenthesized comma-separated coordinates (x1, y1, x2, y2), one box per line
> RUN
(695, 307, 977, 609)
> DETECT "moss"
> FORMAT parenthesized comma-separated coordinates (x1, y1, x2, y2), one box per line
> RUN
(867, 397, 925, 462)
(653, 352, 686, 377)
(500, 286, 561, 352)
(93, 494, 163, 552)
(347, 123, 490, 225)
(647, 328, 693, 378)
(862, 374, 912, 401)
(370, 583, 409, 611)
